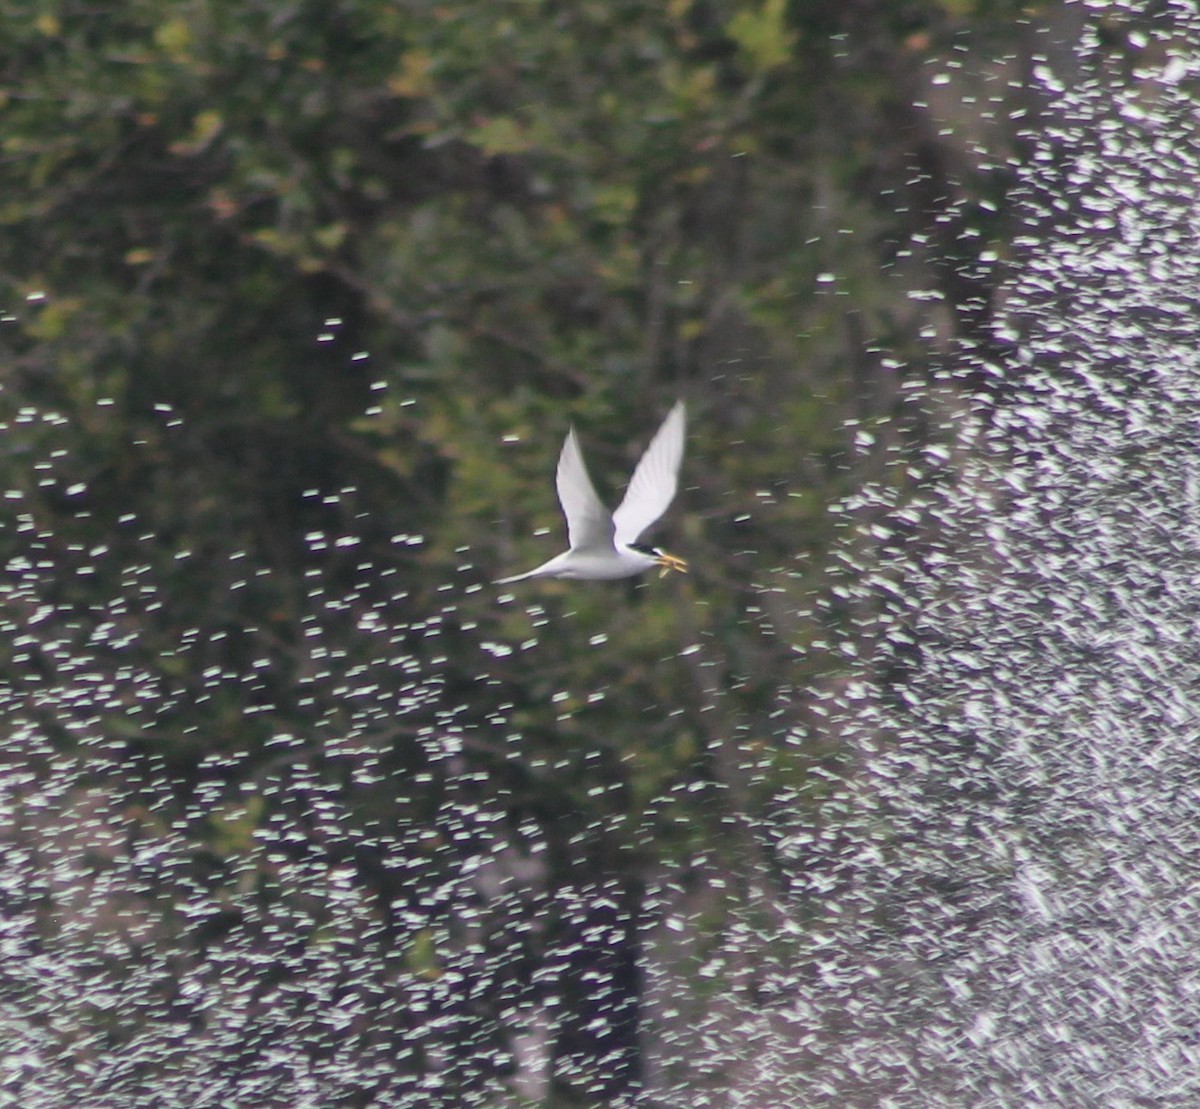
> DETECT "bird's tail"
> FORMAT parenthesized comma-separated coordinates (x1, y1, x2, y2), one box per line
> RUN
(494, 569, 538, 585)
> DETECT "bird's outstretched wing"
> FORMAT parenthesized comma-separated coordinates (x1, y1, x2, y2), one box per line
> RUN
(556, 426, 615, 551)
(612, 401, 686, 545)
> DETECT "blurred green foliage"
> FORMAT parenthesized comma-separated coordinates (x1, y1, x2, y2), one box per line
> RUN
(0, 0, 1030, 1100)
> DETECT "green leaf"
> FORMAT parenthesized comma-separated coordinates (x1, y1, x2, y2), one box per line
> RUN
(466, 115, 536, 156)
(727, 0, 796, 74)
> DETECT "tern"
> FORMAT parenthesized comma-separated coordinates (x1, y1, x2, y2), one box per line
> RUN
(496, 401, 688, 584)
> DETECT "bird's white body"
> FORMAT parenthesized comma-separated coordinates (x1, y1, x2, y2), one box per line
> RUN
(497, 402, 687, 585)
(498, 545, 659, 584)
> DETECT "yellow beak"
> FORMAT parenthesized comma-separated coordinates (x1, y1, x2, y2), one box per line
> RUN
(655, 551, 688, 577)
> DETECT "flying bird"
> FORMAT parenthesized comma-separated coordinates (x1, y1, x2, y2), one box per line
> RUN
(496, 401, 688, 584)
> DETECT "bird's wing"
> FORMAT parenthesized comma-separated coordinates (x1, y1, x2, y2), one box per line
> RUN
(612, 401, 686, 545)
(556, 426, 615, 551)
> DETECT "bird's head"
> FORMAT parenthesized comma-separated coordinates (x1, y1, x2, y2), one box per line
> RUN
(629, 542, 688, 578)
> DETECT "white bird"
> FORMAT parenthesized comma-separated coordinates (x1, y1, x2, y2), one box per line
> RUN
(496, 401, 688, 584)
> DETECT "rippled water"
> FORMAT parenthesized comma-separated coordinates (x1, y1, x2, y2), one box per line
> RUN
(722, 6, 1200, 1103)
(3, 3, 1198, 1106)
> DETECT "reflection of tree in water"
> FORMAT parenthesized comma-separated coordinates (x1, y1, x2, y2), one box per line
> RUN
(2, 1, 1197, 1105)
